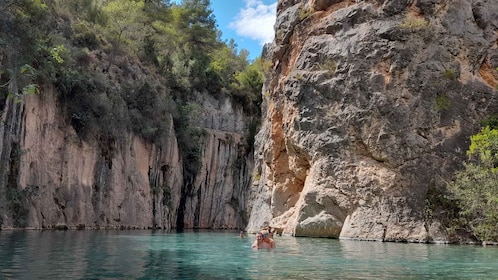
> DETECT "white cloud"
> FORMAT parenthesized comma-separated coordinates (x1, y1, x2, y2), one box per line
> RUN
(229, 1, 277, 46)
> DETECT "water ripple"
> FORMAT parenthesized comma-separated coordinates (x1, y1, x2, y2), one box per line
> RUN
(1, 230, 497, 279)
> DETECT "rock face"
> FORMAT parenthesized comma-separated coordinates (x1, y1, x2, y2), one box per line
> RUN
(247, 0, 498, 242)
(0, 85, 252, 230)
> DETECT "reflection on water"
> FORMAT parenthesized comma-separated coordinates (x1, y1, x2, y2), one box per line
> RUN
(1, 230, 497, 279)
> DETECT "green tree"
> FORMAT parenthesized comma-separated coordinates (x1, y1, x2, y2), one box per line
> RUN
(173, 102, 206, 176)
(170, 0, 220, 92)
(448, 126, 498, 242)
(179, 0, 218, 53)
(1, 0, 259, 172)
(210, 39, 249, 88)
(230, 57, 269, 113)
(101, 0, 147, 69)
(467, 126, 498, 168)
(139, 1, 178, 76)
(0, 0, 50, 101)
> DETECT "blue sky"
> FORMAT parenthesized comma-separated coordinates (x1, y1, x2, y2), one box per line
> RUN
(172, 0, 277, 60)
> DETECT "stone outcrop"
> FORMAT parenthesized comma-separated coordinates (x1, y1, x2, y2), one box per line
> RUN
(247, 0, 498, 242)
(0, 85, 252, 230)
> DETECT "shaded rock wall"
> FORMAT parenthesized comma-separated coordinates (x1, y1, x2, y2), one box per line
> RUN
(248, 0, 498, 242)
(0, 86, 252, 230)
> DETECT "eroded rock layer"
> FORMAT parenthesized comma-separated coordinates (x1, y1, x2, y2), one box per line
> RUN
(0, 86, 252, 230)
(248, 0, 498, 242)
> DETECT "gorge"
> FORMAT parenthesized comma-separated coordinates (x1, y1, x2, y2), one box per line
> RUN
(247, 0, 498, 242)
(1, 0, 498, 243)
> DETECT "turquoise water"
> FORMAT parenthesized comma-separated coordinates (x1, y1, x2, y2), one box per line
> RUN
(0, 230, 497, 279)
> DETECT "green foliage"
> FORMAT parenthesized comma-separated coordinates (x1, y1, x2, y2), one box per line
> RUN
(319, 60, 337, 75)
(14, 0, 48, 17)
(399, 15, 429, 30)
(291, 72, 304, 81)
(21, 83, 39, 96)
(480, 115, 498, 129)
(448, 126, 498, 242)
(174, 103, 207, 177)
(424, 184, 460, 230)
(435, 95, 451, 111)
(50, 45, 67, 64)
(1, 0, 260, 181)
(245, 118, 260, 151)
(231, 57, 268, 114)
(5, 142, 29, 228)
(442, 69, 457, 79)
(276, 29, 285, 42)
(467, 126, 498, 168)
(0, 0, 54, 101)
(234, 66, 264, 96)
(448, 162, 498, 242)
(168, 0, 222, 93)
(54, 68, 108, 135)
(175, 0, 218, 53)
(299, 6, 314, 20)
(122, 81, 173, 142)
(1, 64, 40, 103)
(85, 0, 107, 25)
(72, 22, 100, 49)
(189, 53, 214, 92)
(101, 0, 146, 56)
(210, 39, 249, 88)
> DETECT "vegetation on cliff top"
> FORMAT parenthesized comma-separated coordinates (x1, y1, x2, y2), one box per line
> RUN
(0, 0, 266, 177)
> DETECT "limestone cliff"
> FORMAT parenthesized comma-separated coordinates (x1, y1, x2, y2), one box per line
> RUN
(0, 85, 252, 230)
(248, 0, 498, 242)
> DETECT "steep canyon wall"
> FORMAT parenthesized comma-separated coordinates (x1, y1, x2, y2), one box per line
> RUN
(0, 86, 252, 230)
(247, 0, 498, 242)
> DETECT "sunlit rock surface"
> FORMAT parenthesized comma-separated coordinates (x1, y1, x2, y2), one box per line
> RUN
(247, 0, 498, 242)
(0, 86, 252, 230)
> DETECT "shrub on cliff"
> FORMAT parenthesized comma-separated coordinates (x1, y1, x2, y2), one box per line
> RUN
(448, 126, 498, 242)
(1, 0, 264, 182)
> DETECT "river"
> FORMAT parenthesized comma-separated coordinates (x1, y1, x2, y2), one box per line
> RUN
(1, 230, 496, 279)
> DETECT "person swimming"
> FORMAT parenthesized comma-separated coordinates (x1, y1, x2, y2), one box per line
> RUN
(252, 229, 275, 249)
